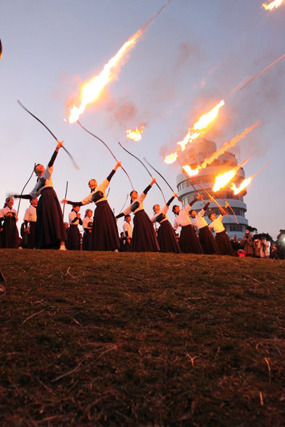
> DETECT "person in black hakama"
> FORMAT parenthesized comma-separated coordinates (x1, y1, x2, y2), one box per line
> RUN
(23, 198, 38, 249)
(82, 209, 93, 251)
(121, 214, 133, 252)
(172, 195, 203, 254)
(0, 197, 19, 248)
(116, 178, 159, 252)
(151, 193, 181, 254)
(190, 197, 219, 255)
(67, 205, 82, 250)
(62, 162, 121, 251)
(208, 202, 235, 256)
(13, 142, 66, 250)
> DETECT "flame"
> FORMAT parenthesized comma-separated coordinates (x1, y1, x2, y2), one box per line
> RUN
(67, 30, 142, 123)
(213, 169, 237, 192)
(66, 0, 172, 123)
(263, 0, 284, 10)
(182, 165, 199, 177)
(165, 100, 225, 163)
(231, 178, 252, 195)
(193, 100, 225, 131)
(165, 152, 178, 164)
(126, 124, 146, 142)
(199, 122, 260, 170)
(231, 163, 269, 195)
(212, 157, 251, 192)
(178, 100, 225, 152)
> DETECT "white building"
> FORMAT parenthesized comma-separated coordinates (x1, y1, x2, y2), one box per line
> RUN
(176, 139, 248, 239)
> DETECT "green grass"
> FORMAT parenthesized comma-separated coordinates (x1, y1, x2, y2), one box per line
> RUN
(0, 250, 285, 425)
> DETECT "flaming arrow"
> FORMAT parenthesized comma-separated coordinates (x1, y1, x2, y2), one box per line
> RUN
(77, 121, 134, 190)
(67, 0, 172, 124)
(118, 142, 166, 203)
(181, 168, 239, 224)
(17, 101, 79, 170)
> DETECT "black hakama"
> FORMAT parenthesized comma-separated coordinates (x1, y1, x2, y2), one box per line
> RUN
(121, 238, 132, 252)
(157, 220, 181, 253)
(20, 223, 28, 248)
(37, 187, 66, 249)
(2, 217, 19, 248)
(215, 230, 235, 256)
(199, 226, 219, 254)
(67, 224, 81, 250)
(27, 222, 37, 249)
(179, 224, 203, 254)
(82, 230, 92, 251)
(132, 210, 160, 252)
(91, 200, 120, 251)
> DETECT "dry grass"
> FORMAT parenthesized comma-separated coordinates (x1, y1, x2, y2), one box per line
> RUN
(0, 250, 285, 426)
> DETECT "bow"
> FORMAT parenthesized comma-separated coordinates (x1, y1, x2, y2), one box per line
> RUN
(17, 100, 79, 170)
(62, 181, 69, 219)
(118, 142, 166, 203)
(143, 157, 174, 193)
(17, 163, 36, 216)
(77, 121, 134, 190)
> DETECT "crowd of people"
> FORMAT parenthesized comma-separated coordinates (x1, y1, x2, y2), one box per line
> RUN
(0, 143, 284, 259)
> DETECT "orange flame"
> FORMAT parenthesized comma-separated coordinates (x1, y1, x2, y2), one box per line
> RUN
(67, 30, 142, 123)
(66, 0, 172, 123)
(212, 157, 251, 193)
(126, 124, 146, 142)
(213, 169, 237, 192)
(231, 178, 252, 195)
(231, 163, 269, 195)
(199, 122, 260, 170)
(164, 100, 225, 163)
(165, 152, 178, 164)
(193, 100, 225, 131)
(182, 165, 199, 177)
(263, 0, 284, 10)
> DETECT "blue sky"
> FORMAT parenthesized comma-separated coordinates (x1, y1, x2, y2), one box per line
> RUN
(0, 0, 284, 238)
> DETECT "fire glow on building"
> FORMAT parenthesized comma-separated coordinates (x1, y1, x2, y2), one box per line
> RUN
(176, 139, 249, 239)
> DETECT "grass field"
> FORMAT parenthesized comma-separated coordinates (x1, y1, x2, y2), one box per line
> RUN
(0, 250, 285, 426)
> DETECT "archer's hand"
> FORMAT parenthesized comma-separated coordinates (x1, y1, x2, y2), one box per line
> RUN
(225, 201, 229, 208)
(173, 192, 178, 198)
(61, 199, 67, 204)
(56, 140, 64, 151)
(196, 193, 201, 200)
(151, 177, 156, 186)
(115, 161, 122, 170)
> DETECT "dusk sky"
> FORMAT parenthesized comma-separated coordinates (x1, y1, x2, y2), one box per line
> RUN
(0, 0, 284, 238)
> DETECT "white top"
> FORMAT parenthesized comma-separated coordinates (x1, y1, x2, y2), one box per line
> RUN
(1, 206, 18, 219)
(81, 178, 109, 205)
(173, 204, 193, 230)
(123, 192, 146, 215)
(191, 209, 208, 230)
(24, 205, 37, 223)
(209, 215, 225, 233)
(30, 165, 54, 199)
(83, 217, 93, 230)
(123, 222, 133, 238)
(69, 210, 81, 226)
(260, 240, 271, 258)
(151, 204, 169, 225)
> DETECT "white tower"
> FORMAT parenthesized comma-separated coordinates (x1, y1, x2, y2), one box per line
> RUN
(176, 139, 248, 239)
